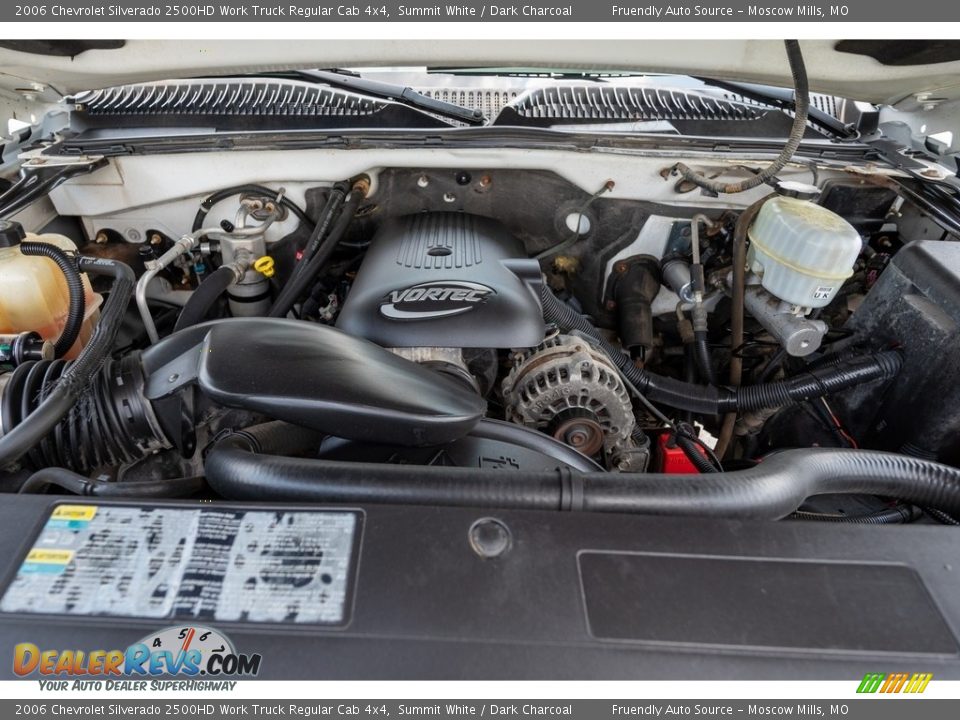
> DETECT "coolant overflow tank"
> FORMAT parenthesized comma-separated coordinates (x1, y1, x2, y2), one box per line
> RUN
(747, 196, 862, 309)
(0, 224, 102, 360)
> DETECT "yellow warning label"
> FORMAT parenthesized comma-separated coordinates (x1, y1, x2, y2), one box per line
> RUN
(51, 505, 98, 522)
(25, 549, 74, 565)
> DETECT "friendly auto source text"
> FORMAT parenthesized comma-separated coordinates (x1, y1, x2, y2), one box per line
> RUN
(611, 5, 846, 16)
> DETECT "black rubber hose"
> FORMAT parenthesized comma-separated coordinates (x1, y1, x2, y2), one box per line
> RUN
(540, 286, 900, 415)
(693, 331, 717, 386)
(269, 187, 363, 318)
(672, 40, 810, 194)
(173, 265, 236, 332)
(204, 435, 960, 520)
(207, 432, 570, 511)
(18, 467, 204, 497)
(791, 505, 920, 524)
(293, 182, 349, 274)
(19, 241, 85, 358)
(216, 420, 321, 457)
(191, 184, 312, 233)
(0, 257, 134, 470)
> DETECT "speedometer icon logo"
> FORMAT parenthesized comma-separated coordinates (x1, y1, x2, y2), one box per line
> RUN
(138, 625, 235, 662)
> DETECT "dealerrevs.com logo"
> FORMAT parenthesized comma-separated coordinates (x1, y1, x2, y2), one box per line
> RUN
(14, 625, 261, 682)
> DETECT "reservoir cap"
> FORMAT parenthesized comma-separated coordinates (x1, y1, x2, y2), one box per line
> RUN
(0, 220, 25, 248)
(775, 180, 821, 201)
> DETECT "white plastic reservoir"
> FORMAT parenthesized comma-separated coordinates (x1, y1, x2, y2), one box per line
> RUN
(747, 196, 863, 309)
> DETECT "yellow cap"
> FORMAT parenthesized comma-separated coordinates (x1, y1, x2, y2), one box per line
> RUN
(253, 256, 275, 278)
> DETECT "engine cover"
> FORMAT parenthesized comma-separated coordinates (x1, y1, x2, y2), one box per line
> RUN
(337, 212, 544, 348)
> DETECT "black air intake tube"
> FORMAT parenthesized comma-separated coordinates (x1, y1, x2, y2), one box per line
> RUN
(540, 286, 900, 415)
(204, 428, 960, 520)
(1, 354, 169, 473)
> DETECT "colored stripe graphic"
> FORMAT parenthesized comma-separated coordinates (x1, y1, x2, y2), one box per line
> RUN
(857, 672, 932, 694)
(905, 673, 934, 694)
(856, 673, 885, 693)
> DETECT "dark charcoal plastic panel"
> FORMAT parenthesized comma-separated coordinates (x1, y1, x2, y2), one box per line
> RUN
(579, 551, 960, 655)
(2, 495, 960, 679)
(337, 213, 544, 348)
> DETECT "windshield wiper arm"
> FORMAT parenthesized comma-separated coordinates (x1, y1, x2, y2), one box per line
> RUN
(293, 69, 486, 126)
(695, 77, 854, 139)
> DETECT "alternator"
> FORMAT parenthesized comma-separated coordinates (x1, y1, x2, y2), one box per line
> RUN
(501, 334, 647, 471)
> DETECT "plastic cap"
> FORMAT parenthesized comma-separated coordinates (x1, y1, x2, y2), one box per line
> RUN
(0, 220, 26, 248)
(775, 180, 821, 201)
(253, 255, 275, 278)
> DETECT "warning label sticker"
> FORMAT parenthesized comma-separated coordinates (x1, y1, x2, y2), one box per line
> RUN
(0, 505, 359, 625)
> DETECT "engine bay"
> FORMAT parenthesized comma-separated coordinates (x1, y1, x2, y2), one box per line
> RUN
(2, 84, 960, 524)
(0, 36, 960, 536)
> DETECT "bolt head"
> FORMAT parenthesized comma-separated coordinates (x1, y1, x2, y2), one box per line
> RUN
(468, 518, 512, 559)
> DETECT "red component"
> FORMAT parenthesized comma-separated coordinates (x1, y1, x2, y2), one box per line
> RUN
(655, 432, 705, 474)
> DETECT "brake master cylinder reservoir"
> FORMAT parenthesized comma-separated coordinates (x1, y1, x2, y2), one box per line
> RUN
(0, 221, 102, 360)
(743, 189, 862, 357)
(747, 192, 862, 308)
